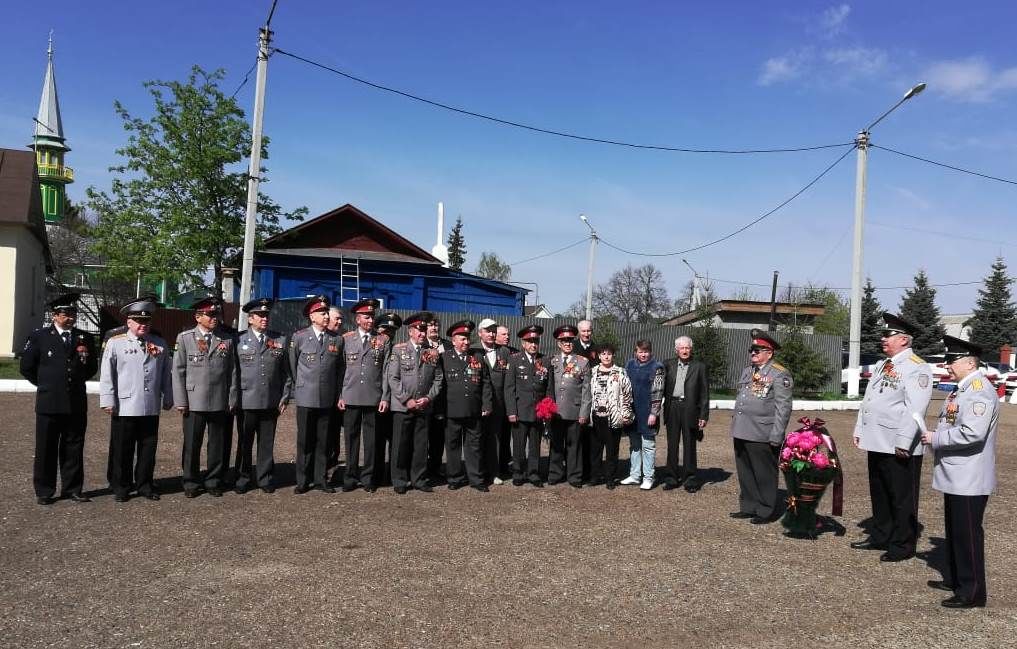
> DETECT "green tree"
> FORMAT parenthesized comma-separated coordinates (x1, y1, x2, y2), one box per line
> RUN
(797, 285, 849, 337)
(776, 324, 833, 396)
(899, 269, 946, 357)
(86, 66, 306, 295)
(447, 216, 466, 271)
(860, 278, 883, 356)
(475, 251, 511, 281)
(966, 257, 1017, 359)
(687, 302, 728, 388)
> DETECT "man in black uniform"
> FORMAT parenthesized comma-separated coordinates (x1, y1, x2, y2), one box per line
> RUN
(20, 293, 99, 505)
(442, 320, 493, 491)
(505, 325, 549, 487)
(425, 315, 451, 481)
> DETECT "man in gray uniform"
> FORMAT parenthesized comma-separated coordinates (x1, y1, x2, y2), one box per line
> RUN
(729, 329, 793, 524)
(235, 298, 292, 494)
(386, 312, 443, 494)
(100, 298, 173, 501)
(478, 318, 513, 485)
(922, 336, 997, 609)
(325, 305, 345, 476)
(852, 312, 932, 562)
(547, 324, 592, 488)
(441, 320, 493, 491)
(289, 295, 344, 493)
(505, 325, 549, 487)
(173, 296, 237, 498)
(338, 298, 391, 492)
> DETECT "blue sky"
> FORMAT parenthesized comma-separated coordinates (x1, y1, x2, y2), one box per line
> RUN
(2, 2, 1015, 314)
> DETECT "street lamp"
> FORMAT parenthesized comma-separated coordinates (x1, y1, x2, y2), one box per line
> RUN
(681, 258, 701, 311)
(580, 213, 598, 321)
(846, 82, 926, 397)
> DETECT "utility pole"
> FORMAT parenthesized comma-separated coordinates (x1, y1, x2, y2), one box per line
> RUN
(580, 214, 598, 321)
(768, 271, 779, 332)
(238, 20, 274, 325)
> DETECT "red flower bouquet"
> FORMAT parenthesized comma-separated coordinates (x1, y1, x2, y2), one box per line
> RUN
(535, 396, 558, 422)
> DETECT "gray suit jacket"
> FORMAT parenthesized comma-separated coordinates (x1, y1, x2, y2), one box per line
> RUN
(386, 342, 443, 413)
(341, 329, 391, 406)
(505, 351, 549, 422)
(236, 329, 292, 410)
(548, 353, 592, 421)
(172, 326, 237, 412)
(100, 331, 173, 416)
(931, 371, 997, 496)
(730, 360, 793, 445)
(289, 326, 344, 409)
(854, 348, 933, 455)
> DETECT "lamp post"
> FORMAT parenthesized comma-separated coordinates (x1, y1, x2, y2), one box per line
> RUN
(846, 82, 926, 397)
(580, 213, 598, 321)
(681, 258, 701, 311)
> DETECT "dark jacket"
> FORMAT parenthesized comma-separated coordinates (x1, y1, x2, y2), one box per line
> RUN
(505, 351, 549, 422)
(441, 349, 493, 419)
(477, 344, 512, 412)
(20, 325, 98, 414)
(662, 358, 710, 430)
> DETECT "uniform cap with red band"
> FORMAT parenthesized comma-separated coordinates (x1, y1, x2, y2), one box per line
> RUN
(190, 296, 223, 315)
(350, 298, 380, 315)
(302, 294, 331, 317)
(749, 328, 780, 352)
(517, 324, 544, 341)
(446, 320, 476, 338)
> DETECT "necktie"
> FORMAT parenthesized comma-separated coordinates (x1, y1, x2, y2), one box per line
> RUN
(363, 334, 369, 348)
(317, 333, 323, 346)
(256, 333, 264, 347)
(204, 333, 212, 347)
(61, 331, 71, 350)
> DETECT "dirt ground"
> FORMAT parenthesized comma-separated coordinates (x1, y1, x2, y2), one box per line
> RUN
(1, 392, 1014, 649)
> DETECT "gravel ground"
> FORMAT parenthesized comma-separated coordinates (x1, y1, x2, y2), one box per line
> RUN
(1, 393, 1014, 649)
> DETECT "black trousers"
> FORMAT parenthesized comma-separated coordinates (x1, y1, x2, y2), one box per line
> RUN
(181, 410, 227, 491)
(295, 406, 330, 488)
(236, 409, 279, 489)
(512, 421, 543, 482)
(580, 422, 593, 481)
(343, 405, 378, 488)
(326, 408, 342, 472)
(392, 411, 430, 489)
(590, 416, 622, 484)
(666, 402, 699, 484)
(733, 438, 780, 518)
(944, 493, 989, 604)
(481, 407, 510, 481)
(866, 451, 923, 557)
(426, 413, 446, 481)
(446, 416, 484, 487)
(33, 412, 86, 498)
(548, 418, 582, 484)
(374, 411, 393, 486)
(110, 415, 159, 497)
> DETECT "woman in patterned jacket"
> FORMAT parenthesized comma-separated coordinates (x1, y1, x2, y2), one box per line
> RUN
(586, 342, 634, 489)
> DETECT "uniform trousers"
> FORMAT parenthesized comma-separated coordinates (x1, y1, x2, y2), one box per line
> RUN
(733, 438, 780, 518)
(944, 493, 988, 604)
(512, 421, 543, 482)
(548, 418, 582, 484)
(866, 451, 923, 557)
(426, 413, 446, 481)
(374, 411, 393, 486)
(665, 401, 699, 484)
(236, 409, 279, 489)
(295, 406, 330, 488)
(481, 406, 510, 481)
(34, 413, 86, 498)
(580, 423, 593, 482)
(343, 405, 378, 488)
(110, 415, 159, 498)
(589, 416, 622, 484)
(181, 410, 227, 491)
(445, 416, 484, 487)
(392, 411, 430, 489)
(326, 408, 342, 472)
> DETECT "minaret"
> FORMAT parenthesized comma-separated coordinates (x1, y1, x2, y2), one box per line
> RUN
(431, 201, 449, 267)
(28, 33, 73, 224)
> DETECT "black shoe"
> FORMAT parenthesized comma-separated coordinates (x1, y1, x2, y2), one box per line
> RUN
(662, 483, 679, 491)
(569, 482, 582, 489)
(684, 482, 701, 493)
(750, 515, 775, 525)
(341, 484, 357, 492)
(530, 480, 544, 488)
(879, 551, 915, 563)
(207, 488, 223, 497)
(941, 595, 984, 609)
(394, 486, 408, 494)
(294, 485, 310, 494)
(471, 484, 489, 492)
(729, 511, 754, 519)
(928, 580, 956, 592)
(606, 481, 616, 490)
(548, 479, 564, 486)
(850, 539, 887, 551)
(141, 492, 160, 501)
(319, 485, 336, 494)
(36, 496, 56, 506)
(363, 485, 377, 493)
(234, 485, 249, 495)
(448, 482, 464, 491)
(64, 493, 92, 503)
(113, 494, 130, 502)
(261, 486, 276, 494)
(184, 489, 200, 498)
(512, 479, 525, 487)
(416, 484, 433, 493)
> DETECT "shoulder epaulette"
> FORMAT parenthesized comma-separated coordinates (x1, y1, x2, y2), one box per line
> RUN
(771, 361, 787, 372)
(972, 378, 983, 391)
(910, 354, 924, 364)
(393, 341, 408, 349)
(109, 333, 128, 341)
(343, 331, 356, 338)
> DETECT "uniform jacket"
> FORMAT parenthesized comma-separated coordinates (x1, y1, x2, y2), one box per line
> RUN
(441, 348, 493, 419)
(930, 370, 997, 496)
(548, 353, 592, 421)
(99, 331, 173, 416)
(341, 328, 390, 406)
(854, 348, 933, 455)
(505, 351, 550, 422)
(289, 326, 344, 409)
(236, 328, 292, 410)
(386, 341, 444, 413)
(20, 325, 98, 414)
(478, 344, 512, 412)
(730, 360, 794, 445)
(662, 358, 710, 427)
(172, 326, 237, 412)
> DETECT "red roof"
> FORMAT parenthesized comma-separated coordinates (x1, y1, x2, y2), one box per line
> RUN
(264, 203, 441, 264)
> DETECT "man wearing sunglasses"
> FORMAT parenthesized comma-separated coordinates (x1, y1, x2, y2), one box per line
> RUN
(729, 329, 793, 524)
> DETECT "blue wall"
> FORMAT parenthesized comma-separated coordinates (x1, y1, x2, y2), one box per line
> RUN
(254, 253, 526, 315)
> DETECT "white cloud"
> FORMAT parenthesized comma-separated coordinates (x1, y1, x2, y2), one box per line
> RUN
(824, 47, 887, 76)
(758, 50, 810, 86)
(819, 4, 851, 37)
(924, 57, 1017, 102)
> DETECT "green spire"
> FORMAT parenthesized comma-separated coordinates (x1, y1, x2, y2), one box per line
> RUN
(28, 32, 73, 224)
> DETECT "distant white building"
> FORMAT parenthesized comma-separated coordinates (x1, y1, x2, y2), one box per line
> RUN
(940, 314, 972, 340)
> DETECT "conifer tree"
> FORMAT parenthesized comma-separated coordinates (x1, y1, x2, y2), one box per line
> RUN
(966, 257, 1017, 360)
(899, 270, 946, 357)
(687, 302, 728, 389)
(860, 278, 883, 356)
(446, 216, 466, 271)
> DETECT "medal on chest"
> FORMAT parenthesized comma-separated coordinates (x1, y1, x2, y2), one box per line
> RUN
(750, 371, 772, 398)
(879, 360, 900, 392)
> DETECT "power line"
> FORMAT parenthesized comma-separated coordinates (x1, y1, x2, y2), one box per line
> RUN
(597, 144, 856, 257)
(702, 275, 992, 292)
(231, 59, 259, 99)
(869, 221, 1017, 248)
(271, 47, 853, 154)
(872, 144, 1017, 186)
(509, 238, 589, 266)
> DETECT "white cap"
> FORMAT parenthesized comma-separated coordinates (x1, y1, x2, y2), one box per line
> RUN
(478, 318, 498, 331)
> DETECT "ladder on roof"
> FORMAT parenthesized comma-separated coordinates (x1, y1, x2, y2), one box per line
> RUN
(339, 256, 360, 306)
